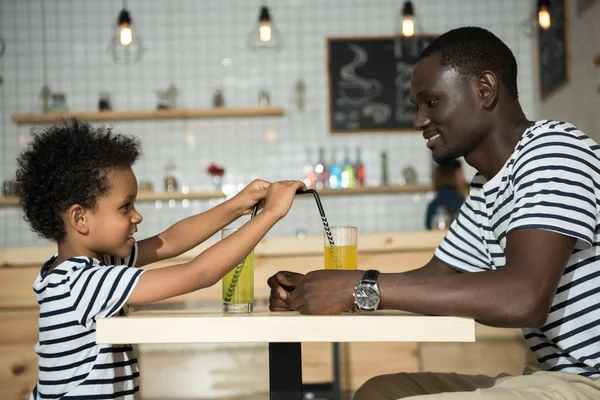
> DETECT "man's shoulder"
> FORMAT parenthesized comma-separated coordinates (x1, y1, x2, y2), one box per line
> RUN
(512, 120, 600, 169)
(521, 120, 597, 149)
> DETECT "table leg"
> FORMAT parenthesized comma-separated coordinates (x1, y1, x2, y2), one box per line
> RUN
(269, 342, 302, 400)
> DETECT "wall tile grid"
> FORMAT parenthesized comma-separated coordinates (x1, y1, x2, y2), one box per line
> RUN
(0, 0, 535, 247)
(535, 0, 600, 138)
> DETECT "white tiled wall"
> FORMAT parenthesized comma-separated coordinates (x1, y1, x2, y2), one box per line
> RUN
(535, 0, 600, 140)
(0, 0, 536, 247)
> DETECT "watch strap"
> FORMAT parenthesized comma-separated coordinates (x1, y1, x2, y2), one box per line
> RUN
(361, 269, 380, 284)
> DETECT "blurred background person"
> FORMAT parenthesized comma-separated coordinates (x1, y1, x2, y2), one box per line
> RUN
(425, 159, 467, 230)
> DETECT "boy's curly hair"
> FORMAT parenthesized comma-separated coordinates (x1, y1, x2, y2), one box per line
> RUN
(14, 118, 142, 243)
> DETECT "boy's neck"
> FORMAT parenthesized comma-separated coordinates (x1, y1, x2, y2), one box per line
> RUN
(53, 241, 100, 269)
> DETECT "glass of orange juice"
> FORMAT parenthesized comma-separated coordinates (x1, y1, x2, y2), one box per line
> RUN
(324, 226, 358, 270)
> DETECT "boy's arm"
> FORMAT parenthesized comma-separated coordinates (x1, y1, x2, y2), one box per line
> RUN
(128, 181, 306, 304)
(135, 196, 245, 267)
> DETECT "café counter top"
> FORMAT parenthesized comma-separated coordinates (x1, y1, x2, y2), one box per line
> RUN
(0, 230, 446, 267)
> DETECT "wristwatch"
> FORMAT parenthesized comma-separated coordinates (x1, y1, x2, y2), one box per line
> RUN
(353, 269, 381, 311)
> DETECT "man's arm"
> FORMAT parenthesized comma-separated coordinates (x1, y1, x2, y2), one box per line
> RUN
(135, 197, 245, 267)
(282, 255, 458, 314)
(378, 228, 575, 328)
(289, 228, 574, 325)
(402, 256, 459, 277)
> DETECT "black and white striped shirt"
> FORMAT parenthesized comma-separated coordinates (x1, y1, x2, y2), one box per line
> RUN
(31, 244, 144, 399)
(435, 120, 600, 378)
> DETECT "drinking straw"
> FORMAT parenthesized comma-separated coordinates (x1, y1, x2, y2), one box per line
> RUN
(225, 189, 341, 302)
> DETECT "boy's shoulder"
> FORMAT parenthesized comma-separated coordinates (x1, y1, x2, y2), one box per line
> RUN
(34, 256, 100, 292)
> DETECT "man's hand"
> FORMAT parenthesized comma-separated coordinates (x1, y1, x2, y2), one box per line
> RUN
(268, 271, 304, 311)
(289, 270, 364, 315)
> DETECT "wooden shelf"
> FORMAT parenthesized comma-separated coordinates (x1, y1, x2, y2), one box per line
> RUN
(136, 191, 226, 201)
(317, 184, 432, 196)
(0, 185, 432, 208)
(0, 197, 19, 206)
(11, 106, 284, 125)
(0, 191, 226, 207)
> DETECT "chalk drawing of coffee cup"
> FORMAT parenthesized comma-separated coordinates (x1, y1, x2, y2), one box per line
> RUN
(336, 44, 383, 108)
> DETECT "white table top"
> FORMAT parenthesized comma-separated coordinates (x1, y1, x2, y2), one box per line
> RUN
(96, 309, 475, 344)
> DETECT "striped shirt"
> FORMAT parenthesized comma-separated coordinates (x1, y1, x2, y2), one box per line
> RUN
(31, 244, 144, 399)
(435, 120, 600, 378)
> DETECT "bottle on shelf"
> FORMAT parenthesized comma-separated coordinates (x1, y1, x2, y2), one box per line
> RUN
(355, 147, 365, 187)
(314, 147, 328, 190)
(380, 151, 389, 186)
(341, 147, 356, 189)
(302, 147, 316, 188)
(164, 161, 179, 193)
(328, 148, 343, 190)
(431, 205, 452, 230)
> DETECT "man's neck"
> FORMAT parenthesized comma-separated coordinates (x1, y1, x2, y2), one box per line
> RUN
(466, 108, 534, 180)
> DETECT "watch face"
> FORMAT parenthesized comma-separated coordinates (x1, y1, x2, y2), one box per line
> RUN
(355, 285, 379, 309)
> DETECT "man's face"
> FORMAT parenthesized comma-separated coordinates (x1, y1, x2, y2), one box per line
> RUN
(410, 53, 485, 164)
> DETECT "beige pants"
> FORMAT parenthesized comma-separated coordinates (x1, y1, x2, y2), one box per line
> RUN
(353, 368, 600, 400)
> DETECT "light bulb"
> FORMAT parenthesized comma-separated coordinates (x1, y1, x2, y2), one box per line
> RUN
(120, 24, 132, 46)
(538, 6, 551, 30)
(109, 7, 144, 63)
(402, 16, 415, 37)
(259, 21, 272, 42)
(248, 5, 282, 51)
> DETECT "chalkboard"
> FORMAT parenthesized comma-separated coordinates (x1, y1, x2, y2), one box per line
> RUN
(538, 0, 570, 99)
(327, 35, 436, 134)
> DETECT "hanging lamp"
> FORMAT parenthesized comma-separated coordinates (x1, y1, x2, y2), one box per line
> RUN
(0, 10, 5, 57)
(109, 0, 144, 63)
(538, 0, 551, 30)
(400, 1, 416, 37)
(248, 3, 283, 52)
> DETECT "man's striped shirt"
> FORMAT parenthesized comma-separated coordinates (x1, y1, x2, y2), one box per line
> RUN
(30, 244, 144, 399)
(435, 120, 600, 378)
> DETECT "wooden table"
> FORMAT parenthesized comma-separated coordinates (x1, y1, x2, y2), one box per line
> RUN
(96, 310, 475, 400)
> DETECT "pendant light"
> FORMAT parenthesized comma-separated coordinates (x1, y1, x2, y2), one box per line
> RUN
(0, 10, 5, 57)
(538, 0, 551, 30)
(248, 2, 283, 52)
(109, 0, 144, 63)
(400, 1, 416, 38)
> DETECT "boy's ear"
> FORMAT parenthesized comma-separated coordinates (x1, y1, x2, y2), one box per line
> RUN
(66, 204, 90, 235)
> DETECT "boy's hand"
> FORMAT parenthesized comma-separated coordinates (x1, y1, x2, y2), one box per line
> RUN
(263, 180, 307, 220)
(234, 179, 272, 216)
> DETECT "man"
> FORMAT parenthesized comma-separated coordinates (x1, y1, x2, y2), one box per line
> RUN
(268, 27, 600, 399)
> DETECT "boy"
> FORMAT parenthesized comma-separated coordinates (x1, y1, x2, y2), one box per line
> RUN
(14, 118, 306, 399)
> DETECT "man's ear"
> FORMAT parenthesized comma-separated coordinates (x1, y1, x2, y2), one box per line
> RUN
(66, 204, 90, 235)
(478, 71, 498, 109)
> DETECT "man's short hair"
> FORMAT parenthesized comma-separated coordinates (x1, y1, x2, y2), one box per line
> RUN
(420, 26, 519, 99)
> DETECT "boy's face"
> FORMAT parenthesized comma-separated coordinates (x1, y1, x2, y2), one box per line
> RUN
(86, 167, 143, 259)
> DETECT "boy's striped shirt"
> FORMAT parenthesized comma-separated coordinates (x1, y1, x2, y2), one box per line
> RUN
(30, 244, 144, 399)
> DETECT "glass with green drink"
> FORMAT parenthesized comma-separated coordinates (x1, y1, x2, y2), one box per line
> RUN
(221, 227, 254, 313)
